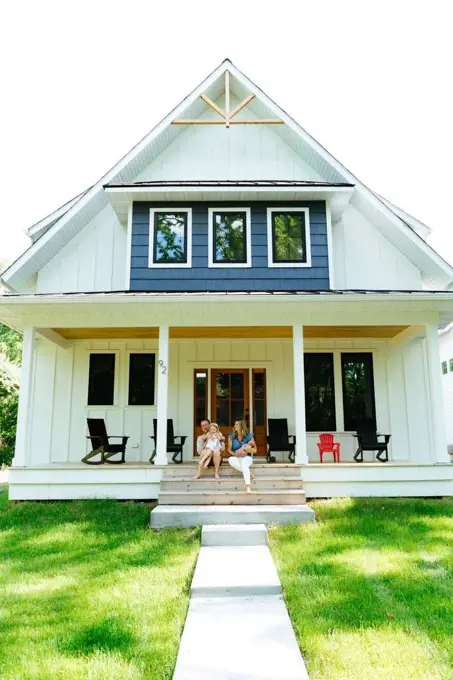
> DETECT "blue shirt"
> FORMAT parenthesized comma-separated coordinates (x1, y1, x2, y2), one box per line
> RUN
(229, 432, 254, 456)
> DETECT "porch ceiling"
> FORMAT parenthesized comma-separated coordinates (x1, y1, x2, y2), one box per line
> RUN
(53, 325, 409, 340)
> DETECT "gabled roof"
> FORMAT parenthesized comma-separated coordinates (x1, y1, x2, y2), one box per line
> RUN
(2, 58, 453, 291)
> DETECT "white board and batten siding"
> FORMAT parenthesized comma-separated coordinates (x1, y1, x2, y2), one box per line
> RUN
(37, 204, 127, 294)
(439, 328, 453, 445)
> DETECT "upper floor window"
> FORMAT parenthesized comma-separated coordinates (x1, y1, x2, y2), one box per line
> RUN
(267, 208, 311, 268)
(208, 208, 251, 268)
(149, 208, 192, 268)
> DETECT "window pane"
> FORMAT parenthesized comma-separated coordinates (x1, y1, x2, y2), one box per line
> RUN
(88, 354, 115, 405)
(195, 372, 207, 398)
(231, 373, 244, 398)
(216, 401, 230, 427)
(154, 212, 187, 263)
(213, 212, 246, 263)
(196, 398, 207, 425)
(254, 400, 265, 427)
(272, 213, 306, 263)
(216, 373, 230, 398)
(304, 353, 336, 431)
(442, 361, 448, 375)
(231, 400, 245, 423)
(128, 354, 155, 405)
(253, 371, 265, 398)
(341, 353, 376, 431)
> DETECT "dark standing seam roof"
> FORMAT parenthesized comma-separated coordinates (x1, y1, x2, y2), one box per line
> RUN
(104, 180, 354, 188)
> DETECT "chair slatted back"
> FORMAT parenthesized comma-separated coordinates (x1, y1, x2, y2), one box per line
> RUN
(87, 418, 108, 448)
(319, 433, 334, 449)
(152, 418, 175, 444)
(356, 419, 379, 447)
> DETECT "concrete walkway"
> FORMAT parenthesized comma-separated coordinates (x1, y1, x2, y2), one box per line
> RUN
(173, 524, 309, 680)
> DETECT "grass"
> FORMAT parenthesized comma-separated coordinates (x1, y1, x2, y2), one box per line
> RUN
(0, 489, 199, 680)
(269, 498, 453, 680)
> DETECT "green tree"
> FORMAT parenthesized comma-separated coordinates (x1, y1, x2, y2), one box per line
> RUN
(0, 323, 22, 466)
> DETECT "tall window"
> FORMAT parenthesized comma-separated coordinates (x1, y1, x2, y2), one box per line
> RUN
(88, 353, 115, 405)
(209, 208, 251, 267)
(442, 361, 448, 375)
(149, 209, 191, 266)
(304, 353, 336, 431)
(267, 208, 311, 267)
(341, 353, 376, 431)
(128, 354, 156, 405)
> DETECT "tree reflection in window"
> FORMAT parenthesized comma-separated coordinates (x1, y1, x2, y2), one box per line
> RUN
(272, 212, 306, 263)
(213, 212, 247, 263)
(304, 353, 336, 431)
(154, 212, 187, 263)
(341, 353, 376, 431)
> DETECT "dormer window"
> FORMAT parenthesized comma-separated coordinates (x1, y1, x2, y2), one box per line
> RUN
(267, 207, 311, 268)
(208, 208, 251, 268)
(149, 208, 192, 268)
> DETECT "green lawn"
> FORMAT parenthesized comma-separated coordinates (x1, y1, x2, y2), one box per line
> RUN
(0, 489, 199, 680)
(269, 498, 453, 680)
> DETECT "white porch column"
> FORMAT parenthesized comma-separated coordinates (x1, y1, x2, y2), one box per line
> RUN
(293, 325, 308, 465)
(13, 327, 36, 467)
(155, 325, 169, 465)
(425, 324, 449, 463)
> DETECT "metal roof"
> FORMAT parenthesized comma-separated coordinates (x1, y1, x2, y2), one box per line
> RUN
(104, 180, 354, 188)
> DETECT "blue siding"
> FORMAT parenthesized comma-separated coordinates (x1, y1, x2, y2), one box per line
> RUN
(130, 202, 330, 291)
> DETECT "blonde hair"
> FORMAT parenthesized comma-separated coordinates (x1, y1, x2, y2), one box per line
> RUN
(234, 419, 248, 440)
(209, 422, 220, 432)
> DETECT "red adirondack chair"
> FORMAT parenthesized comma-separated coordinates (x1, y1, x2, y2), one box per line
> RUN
(317, 433, 341, 463)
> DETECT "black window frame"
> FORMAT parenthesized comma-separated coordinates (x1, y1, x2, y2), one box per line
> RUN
(304, 352, 336, 432)
(341, 352, 377, 432)
(87, 352, 116, 406)
(442, 360, 448, 375)
(212, 210, 248, 265)
(270, 210, 308, 264)
(152, 211, 188, 265)
(128, 353, 156, 406)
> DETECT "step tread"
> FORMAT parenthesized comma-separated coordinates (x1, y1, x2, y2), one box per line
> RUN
(159, 489, 305, 496)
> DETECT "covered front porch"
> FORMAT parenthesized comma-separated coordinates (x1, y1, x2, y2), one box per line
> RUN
(3, 291, 453, 499)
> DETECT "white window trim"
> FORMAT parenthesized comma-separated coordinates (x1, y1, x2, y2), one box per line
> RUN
(208, 207, 252, 268)
(148, 207, 192, 269)
(266, 207, 312, 268)
(86, 350, 120, 407)
(126, 350, 157, 407)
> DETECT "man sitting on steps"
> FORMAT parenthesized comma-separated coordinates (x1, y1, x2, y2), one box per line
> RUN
(196, 419, 224, 479)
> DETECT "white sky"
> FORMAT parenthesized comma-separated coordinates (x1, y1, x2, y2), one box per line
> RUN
(1, 0, 452, 265)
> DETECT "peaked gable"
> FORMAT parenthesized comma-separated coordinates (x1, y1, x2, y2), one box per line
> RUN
(2, 58, 453, 292)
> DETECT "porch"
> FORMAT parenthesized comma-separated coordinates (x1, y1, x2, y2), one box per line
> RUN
(4, 291, 453, 499)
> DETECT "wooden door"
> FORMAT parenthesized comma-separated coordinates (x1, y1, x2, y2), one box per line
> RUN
(193, 369, 209, 456)
(211, 369, 250, 456)
(252, 369, 267, 455)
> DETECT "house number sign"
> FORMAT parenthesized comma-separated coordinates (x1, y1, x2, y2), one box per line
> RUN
(158, 360, 167, 374)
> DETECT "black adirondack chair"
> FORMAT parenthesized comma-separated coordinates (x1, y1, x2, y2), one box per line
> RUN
(83, 418, 129, 465)
(354, 420, 391, 462)
(267, 418, 296, 463)
(149, 419, 187, 464)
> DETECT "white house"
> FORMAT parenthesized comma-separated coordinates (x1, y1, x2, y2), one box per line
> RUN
(439, 323, 453, 448)
(2, 59, 453, 501)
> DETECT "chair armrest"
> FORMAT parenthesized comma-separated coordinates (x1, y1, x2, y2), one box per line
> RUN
(288, 435, 296, 443)
(108, 436, 129, 446)
(332, 443, 341, 452)
(378, 434, 391, 444)
(174, 436, 187, 445)
(86, 435, 103, 446)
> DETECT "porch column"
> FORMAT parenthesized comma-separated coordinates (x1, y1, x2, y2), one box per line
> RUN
(293, 325, 308, 464)
(425, 324, 449, 463)
(155, 325, 169, 465)
(13, 327, 36, 467)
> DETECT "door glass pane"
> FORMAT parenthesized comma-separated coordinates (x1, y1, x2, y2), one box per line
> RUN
(231, 400, 245, 423)
(253, 372, 265, 398)
(195, 372, 207, 398)
(216, 401, 230, 427)
(196, 398, 207, 425)
(128, 353, 155, 405)
(231, 373, 244, 398)
(254, 401, 265, 427)
(88, 353, 115, 406)
(304, 353, 336, 431)
(213, 212, 247, 263)
(341, 353, 376, 432)
(216, 373, 230, 398)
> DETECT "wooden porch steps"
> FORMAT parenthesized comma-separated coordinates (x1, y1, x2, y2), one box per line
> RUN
(158, 464, 305, 506)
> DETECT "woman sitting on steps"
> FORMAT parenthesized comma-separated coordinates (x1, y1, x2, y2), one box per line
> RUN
(227, 419, 257, 494)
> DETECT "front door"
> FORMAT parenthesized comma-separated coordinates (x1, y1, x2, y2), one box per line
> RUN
(211, 369, 250, 456)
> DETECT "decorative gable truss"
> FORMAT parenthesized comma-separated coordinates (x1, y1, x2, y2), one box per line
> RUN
(2, 59, 453, 293)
